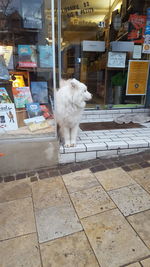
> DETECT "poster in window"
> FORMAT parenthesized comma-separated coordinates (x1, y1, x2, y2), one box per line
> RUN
(0, 103, 18, 131)
(128, 14, 146, 44)
(107, 52, 126, 68)
(22, 0, 42, 29)
(126, 60, 149, 95)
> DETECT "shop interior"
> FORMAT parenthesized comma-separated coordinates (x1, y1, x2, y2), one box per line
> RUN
(60, 0, 150, 109)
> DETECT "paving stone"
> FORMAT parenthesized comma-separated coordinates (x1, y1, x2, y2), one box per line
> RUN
(81, 209, 150, 267)
(40, 231, 99, 267)
(59, 167, 72, 175)
(122, 165, 132, 172)
(32, 177, 69, 210)
(94, 167, 135, 191)
(108, 184, 150, 216)
(0, 180, 31, 203)
(90, 164, 107, 173)
(128, 164, 141, 170)
(125, 263, 141, 267)
(4, 175, 15, 182)
(35, 202, 82, 243)
(0, 197, 36, 241)
(30, 176, 38, 182)
(48, 169, 60, 177)
(0, 234, 41, 267)
(38, 172, 49, 180)
(139, 162, 150, 168)
(127, 210, 150, 249)
(70, 185, 116, 218)
(62, 169, 99, 193)
(16, 173, 27, 180)
(141, 257, 150, 266)
(129, 168, 150, 193)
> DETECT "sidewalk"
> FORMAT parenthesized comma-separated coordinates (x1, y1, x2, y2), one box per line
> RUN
(0, 151, 150, 267)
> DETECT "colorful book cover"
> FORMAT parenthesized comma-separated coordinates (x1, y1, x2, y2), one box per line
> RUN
(22, 0, 42, 29)
(18, 45, 37, 68)
(0, 46, 13, 69)
(11, 75, 25, 88)
(128, 14, 146, 44)
(40, 104, 53, 119)
(0, 103, 18, 131)
(12, 86, 33, 108)
(26, 102, 42, 118)
(30, 81, 48, 103)
(0, 55, 10, 80)
(38, 46, 53, 68)
(0, 87, 12, 103)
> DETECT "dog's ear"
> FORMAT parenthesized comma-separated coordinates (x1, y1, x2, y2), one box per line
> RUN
(70, 78, 78, 89)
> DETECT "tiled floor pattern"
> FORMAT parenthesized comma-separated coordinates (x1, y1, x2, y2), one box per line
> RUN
(59, 122, 150, 163)
(1, 152, 150, 266)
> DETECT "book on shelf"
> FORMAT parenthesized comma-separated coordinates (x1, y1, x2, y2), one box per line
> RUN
(22, 0, 42, 29)
(26, 102, 43, 118)
(0, 55, 10, 80)
(0, 87, 12, 103)
(38, 45, 53, 68)
(30, 81, 48, 103)
(0, 46, 13, 69)
(18, 45, 37, 68)
(0, 103, 18, 131)
(12, 86, 33, 108)
(11, 74, 25, 88)
(40, 104, 53, 119)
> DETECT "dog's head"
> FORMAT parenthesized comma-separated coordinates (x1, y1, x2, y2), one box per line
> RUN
(69, 78, 92, 108)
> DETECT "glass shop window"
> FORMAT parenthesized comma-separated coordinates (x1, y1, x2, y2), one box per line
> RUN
(0, 0, 55, 138)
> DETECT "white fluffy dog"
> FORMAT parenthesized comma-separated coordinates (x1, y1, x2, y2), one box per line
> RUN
(55, 78, 92, 147)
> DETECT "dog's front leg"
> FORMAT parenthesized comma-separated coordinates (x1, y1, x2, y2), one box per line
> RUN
(70, 124, 79, 146)
(63, 127, 71, 147)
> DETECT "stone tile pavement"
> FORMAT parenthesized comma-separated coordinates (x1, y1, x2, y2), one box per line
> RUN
(1, 151, 150, 266)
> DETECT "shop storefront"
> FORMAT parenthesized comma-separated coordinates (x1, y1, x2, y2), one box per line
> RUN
(0, 0, 150, 174)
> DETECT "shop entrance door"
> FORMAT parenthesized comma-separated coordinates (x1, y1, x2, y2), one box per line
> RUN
(58, 0, 116, 109)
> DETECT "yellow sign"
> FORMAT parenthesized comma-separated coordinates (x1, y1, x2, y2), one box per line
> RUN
(126, 60, 149, 95)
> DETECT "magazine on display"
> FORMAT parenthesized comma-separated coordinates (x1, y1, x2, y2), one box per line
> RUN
(0, 103, 18, 131)
(30, 81, 48, 103)
(26, 102, 43, 118)
(22, 0, 42, 29)
(12, 86, 33, 108)
(18, 45, 37, 68)
(38, 46, 53, 68)
(0, 46, 13, 69)
(0, 87, 12, 103)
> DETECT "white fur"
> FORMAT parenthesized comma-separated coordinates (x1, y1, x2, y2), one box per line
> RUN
(55, 78, 92, 147)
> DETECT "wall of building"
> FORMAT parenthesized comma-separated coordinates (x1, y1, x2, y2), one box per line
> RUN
(0, 138, 58, 175)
